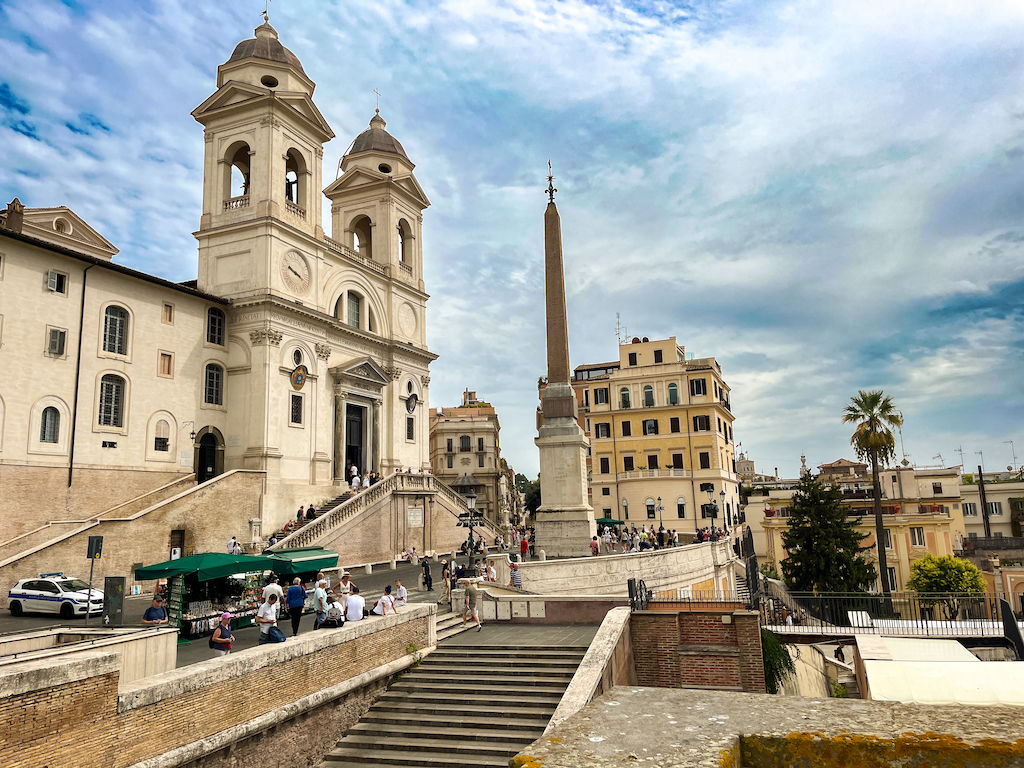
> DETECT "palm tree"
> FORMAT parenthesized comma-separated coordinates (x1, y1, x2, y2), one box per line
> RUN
(842, 390, 903, 597)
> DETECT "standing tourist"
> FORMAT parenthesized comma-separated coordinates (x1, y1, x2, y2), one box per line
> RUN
(285, 577, 306, 637)
(313, 578, 329, 630)
(421, 558, 433, 591)
(508, 561, 522, 589)
(590, 536, 600, 556)
(334, 572, 353, 611)
(262, 574, 284, 604)
(520, 535, 529, 562)
(461, 579, 483, 631)
(141, 595, 168, 627)
(226, 536, 237, 554)
(210, 613, 233, 656)
(439, 560, 451, 605)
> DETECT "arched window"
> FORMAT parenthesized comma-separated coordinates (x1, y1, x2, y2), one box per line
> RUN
(154, 419, 170, 452)
(620, 388, 631, 409)
(398, 219, 413, 264)
(643, 385, 654, 407)
(284, 148, 307, 212)
(225, 142, 251, 201)
(207, 308, 225, 346)
(645, 498, 656, 519)
(622, 499, 629, 520)
(459, 435, 471, 452)
(667, 383, 679, 405)
(103, 306, 129, 355)
(98, 374, 126, 427)
(676, 497, 686, 518)
(204, 364, 224, 406)
(351, 215, 373, 260)
(40, 406, 60, 443)
(346, 293, 362, 329)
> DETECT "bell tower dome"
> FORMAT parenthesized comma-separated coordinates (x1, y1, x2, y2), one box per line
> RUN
(192, 20, 334, 296)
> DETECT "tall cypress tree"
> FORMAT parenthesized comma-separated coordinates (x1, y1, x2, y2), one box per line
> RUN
(781, 475, 876, 593)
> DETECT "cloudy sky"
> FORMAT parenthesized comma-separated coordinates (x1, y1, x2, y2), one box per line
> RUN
(3, 0, 1022, 479)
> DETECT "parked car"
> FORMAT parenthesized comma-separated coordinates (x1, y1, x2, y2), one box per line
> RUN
(8, 574, 103, 618)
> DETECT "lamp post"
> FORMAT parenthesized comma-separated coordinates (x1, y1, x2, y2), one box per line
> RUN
(720, 489, 727, 531)
(462, 486, 478, 562)
(704, 486, 719, 534)
(656, 496, 664, 529)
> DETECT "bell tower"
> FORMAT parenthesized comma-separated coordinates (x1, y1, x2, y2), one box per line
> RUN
(192, 20, 334, 298)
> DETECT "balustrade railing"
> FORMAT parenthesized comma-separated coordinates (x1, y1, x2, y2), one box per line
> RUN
(223, 195, 249, 210)
(285, 200, 306, 218)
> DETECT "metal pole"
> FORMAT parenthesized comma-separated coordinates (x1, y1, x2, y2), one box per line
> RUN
(978, 465, 991, 539)
(85, 555, 95, 627)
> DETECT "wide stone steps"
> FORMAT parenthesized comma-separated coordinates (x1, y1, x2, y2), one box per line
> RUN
(319, 640, 586, 768)
(435, 612, 474, 641)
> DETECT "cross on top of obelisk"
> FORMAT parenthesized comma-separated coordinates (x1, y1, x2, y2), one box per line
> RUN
(546, 160, 557, 203)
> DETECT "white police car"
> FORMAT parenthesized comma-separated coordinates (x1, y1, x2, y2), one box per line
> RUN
(8, 574, 103, 618)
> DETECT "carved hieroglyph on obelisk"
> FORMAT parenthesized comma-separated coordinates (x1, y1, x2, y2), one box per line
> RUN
(534, 164, 595, 557)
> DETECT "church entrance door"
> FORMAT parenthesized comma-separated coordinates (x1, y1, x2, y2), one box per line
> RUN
(196, 433, 221, 483)
(345, 404, 365, 475)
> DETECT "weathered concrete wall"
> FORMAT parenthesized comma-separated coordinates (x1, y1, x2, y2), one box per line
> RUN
(0, 470, 264, 608)
(0, 464, 190, 539)
(779, 643, 832, 698)
(502, 540, 735, 596)
(630, 609, 766, 693)
(0, 605, 433, 768)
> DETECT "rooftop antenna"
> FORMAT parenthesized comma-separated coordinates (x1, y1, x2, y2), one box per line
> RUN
(615, 312, 629, 345)
(896, 411, 909, 466)
(954, 446, 965, 467)
(1004, 440, 1018, 469)
(933, 453, 945, 467)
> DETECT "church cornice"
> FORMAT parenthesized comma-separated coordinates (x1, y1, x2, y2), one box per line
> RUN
(192, 82, 334, 142)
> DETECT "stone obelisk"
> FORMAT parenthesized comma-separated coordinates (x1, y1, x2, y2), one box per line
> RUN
(534, 164, 595, 557)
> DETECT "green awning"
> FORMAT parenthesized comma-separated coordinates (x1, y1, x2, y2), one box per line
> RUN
(595, 517, 625, 525)
(134, 552, 280, 582)
(263, 547, 339, 576)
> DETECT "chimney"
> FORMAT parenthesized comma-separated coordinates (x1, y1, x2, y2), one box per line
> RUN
(1, 198, 25, 233)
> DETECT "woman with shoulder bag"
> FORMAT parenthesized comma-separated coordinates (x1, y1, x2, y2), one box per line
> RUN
(210, 613, 233, 656)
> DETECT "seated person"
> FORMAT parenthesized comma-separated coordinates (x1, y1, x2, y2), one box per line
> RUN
(345, 586, 365, 622)
(393, 579, 408, 609)
(321, 596, 345, 628)
(372, 585, 398, 616)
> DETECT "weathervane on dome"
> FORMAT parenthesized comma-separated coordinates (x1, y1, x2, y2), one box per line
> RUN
(546, 160, 557, 203)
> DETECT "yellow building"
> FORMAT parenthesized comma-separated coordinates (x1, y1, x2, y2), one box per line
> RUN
(746, 463, 967, 592)
(569, 336, 739, 535)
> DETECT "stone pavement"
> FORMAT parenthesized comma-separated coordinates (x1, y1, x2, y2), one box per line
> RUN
(513, 686, 1024, 767)
(443, 623, 597, 647)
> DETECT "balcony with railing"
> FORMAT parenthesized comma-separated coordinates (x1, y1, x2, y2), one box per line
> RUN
(616, 468, 691, 481)
(322, 235, 388, 275)
(285, 200, 306, 218)
(223, 195, 249, 210)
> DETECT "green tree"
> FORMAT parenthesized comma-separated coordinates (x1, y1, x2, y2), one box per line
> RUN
(781, 474, 876, 593)
(761, 629, 795, 694)
(842, 390, 903, 597)
(524, 477, 541, 515)
(907, 554, 985, 620)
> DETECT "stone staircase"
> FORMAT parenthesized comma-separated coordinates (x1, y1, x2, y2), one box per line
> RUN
(319, 640, 589, 767)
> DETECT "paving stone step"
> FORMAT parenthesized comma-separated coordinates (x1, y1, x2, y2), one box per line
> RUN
(400, 671, 575, 686)
(376, 691, 562, 710)
(388, 680, 567, 696)
(361, 709, 552, 728)
(419, 655, 581, 669)
(347, 721, 544, 741)
(335, 734, 523, 755)
(428, 646, 587, 658)
(321, 746, 509, 767)
(415, 662, 578, 676)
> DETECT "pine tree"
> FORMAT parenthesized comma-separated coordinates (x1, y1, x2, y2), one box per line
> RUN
(780, 474, 876, 593)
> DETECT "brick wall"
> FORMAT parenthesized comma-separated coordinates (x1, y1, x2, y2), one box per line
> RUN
(630, 609, 766, 693)
(0, 607, 431, 768)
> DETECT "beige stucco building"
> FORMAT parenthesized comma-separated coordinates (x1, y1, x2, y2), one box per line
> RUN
(0, 20, 437, 541)
(428, 390, 506, 528)
(566, 336, 740, 535)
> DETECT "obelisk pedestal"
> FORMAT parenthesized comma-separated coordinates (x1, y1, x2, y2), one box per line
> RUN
(533, 167, 595, 557)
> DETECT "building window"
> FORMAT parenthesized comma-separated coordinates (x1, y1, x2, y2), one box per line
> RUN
(290, 393, 303, 425)
(347, 293, 362, 329)
(885, 567, 897, 592)
(601, 487, 610, 496)
(620, 388, 631, 409)
(717, 417, 722, 433)
(654, 349, 663, 364)
(103, 306, 129, 355)
(883, 529, 892, 549)
(158, 352, 173, 378)
(968, 531, 978, 540)
(671, 453, 684, 469)
(46, 327, 66, 356)
(677, 498, 686, 518)
(477, 452, 485, 467)
(46, 269, 68, 294)
(667, 383, 679, 405)
(988, 501, 1004, 516)
(594, 387, 608, 405)
(446, 438, 453, 452)
(932, 482, 942, 495)
(910, 527, 925, 547)
(621, 420, 631, 437)
(207, 308, 226, 345)
(595, 422, 611, 439)
(690, 378, 706, 397)
(622, 500, 629, 520)
(292, 349, 303, 367)
(446, 454, 453, 469)
(162, 303, 174, 324)
(477, 437, 484, 452)
(204, 364, 224, 405)
(669, 416, 680, 433)
(963, 502, 977, 516)
(643, 385, 654, 407)
(98, 374, 125, 427)
(623, 456, 635, 472)
(647, 454, 659, 470)
(643, 419, 658, 435)
(407, 416, 415, 441)
(583, 389, 590, 408)
(628, 352, 637, 366)
(699, 452, 710, 469)
(40, 406, 60, 443)
(457, 435, 470, 451)
(154, 419, 170, 452)
(693, 415, 710, 432)
(599, 457, 610, 474)
(646, 498, 656, 519)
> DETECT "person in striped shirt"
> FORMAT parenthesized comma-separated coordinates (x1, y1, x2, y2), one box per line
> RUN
(508, 561, 522, 589)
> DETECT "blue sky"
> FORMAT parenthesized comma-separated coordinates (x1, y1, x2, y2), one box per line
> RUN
(2, 0, 1022, 478)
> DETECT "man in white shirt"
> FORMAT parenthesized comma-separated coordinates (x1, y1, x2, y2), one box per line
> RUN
(227, 536, 237, 554)
(393, 579, 408, 608)
(313, 579, 329, 630)
(262, 575, 284, 603)
(256, 594, 280, 644)
(346, 586, 365, 622)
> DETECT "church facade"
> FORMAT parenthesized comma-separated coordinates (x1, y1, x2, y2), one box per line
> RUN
(0, 21, 435, 537)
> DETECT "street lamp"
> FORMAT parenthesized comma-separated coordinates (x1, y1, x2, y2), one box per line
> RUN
(462, 486, 478, 560)
(720, 489, 727, 530)
(656, 496, 664, 528)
